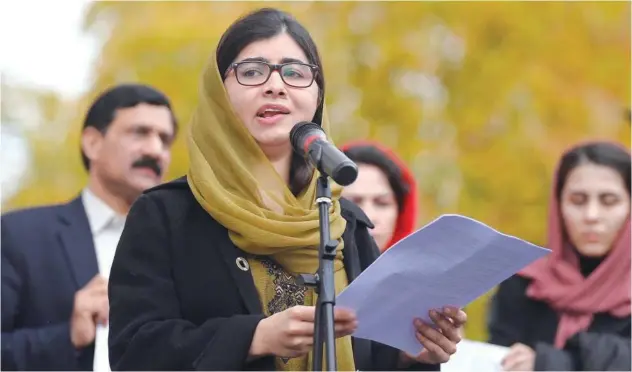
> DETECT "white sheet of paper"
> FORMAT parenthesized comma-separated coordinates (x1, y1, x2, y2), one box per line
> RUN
(441, 339, 509, 372)
(336, 214, 550, 356)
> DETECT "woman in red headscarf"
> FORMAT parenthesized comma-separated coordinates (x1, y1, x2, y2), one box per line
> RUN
(340, 141, 418, 252)
(487, 141, 631, 371)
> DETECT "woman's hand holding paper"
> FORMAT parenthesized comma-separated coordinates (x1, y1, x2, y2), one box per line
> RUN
(399, 306, 467, 366)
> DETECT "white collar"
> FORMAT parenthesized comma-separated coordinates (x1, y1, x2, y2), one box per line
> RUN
(81, 188, 126, 235)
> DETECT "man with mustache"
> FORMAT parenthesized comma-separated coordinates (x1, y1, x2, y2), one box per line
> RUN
(1, 84, 178, 371)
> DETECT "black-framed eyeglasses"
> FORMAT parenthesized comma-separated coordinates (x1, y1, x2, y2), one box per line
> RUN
(227, 61, 319, 88)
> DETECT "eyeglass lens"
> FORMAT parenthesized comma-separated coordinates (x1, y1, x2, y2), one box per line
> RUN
(235, 62, 314, 87)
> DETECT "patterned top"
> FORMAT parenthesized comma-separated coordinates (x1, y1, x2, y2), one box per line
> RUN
(249, 255, 312, 371)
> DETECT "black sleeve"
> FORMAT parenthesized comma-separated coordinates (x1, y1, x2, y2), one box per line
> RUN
(108, 194, 265, 371)
(532, 342, 575, 371)
(487, 275, 531, 347)
(354, 221, 439, 371)
(1, 216, 81, 371)
(534, 332, 631, 371)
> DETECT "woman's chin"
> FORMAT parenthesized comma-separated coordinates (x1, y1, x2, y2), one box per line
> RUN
(253, 135, 293, 154)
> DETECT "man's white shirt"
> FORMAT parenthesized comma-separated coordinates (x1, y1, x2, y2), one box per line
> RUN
(82, 188, 126, 372)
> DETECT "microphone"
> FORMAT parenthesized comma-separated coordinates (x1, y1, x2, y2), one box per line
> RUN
(290, 122, 358, 186)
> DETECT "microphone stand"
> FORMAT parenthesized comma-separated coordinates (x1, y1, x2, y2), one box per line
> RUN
(298, 147, 339, 372)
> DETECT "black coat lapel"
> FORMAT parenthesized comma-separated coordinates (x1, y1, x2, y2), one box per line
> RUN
(57, 196, 99, 288)
(211, 222, 263, 314)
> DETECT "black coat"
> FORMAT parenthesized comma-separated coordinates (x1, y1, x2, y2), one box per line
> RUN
(108, 177, 438, 371)
(1, 197, 99, 371)
(488, 274, 631, 371)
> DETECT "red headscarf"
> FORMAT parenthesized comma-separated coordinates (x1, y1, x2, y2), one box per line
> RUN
(519, 141, 631, 348)
(340, 140, 418, 250)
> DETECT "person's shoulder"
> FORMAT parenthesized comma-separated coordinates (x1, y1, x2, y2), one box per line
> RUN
(141, 176, 194, 206)
(134, 176, 205, 226)
(1, 199, 78, 252)
(340, 197, 374, 229)
(496, 273, 532, 300)
(503, 274, 532, 290)
(1, 200, 68, 227)
(144, 175, 190, 195)
(340, 198, 381, 273)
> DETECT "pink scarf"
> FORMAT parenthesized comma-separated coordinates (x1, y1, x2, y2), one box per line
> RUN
(519, 142, 631, 348)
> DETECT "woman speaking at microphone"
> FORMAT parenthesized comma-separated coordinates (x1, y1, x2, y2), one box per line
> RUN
(107, 8, 466, 371)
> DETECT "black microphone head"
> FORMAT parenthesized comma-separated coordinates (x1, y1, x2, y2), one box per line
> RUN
(290, 121, 323, 155)
(332, 161, 359, 186)
(289, 121, 358, 186)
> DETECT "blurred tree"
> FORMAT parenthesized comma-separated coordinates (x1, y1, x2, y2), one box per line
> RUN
(6, 1, 630, 341)
(1, 77, 83, 210)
